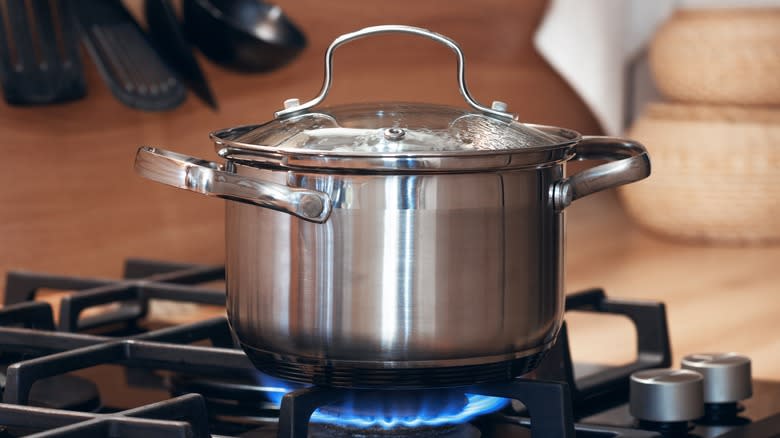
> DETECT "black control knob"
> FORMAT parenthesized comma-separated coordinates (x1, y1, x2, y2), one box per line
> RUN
(630, 369, 704, 423)
(681, 353, 752, 403)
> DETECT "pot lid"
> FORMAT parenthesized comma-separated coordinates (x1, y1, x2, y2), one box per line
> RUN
(213, 25, 580, 171)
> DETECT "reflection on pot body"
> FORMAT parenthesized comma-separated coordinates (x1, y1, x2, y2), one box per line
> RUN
(135, 25, 651, 387)
(226, 163, 565, 367)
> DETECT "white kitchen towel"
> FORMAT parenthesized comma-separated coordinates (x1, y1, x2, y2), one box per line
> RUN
(534, 0, 780, 135)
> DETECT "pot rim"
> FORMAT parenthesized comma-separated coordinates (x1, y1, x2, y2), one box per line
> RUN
(212, 121, 581, 172)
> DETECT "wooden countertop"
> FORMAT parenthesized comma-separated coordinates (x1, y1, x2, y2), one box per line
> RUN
(564, 191, 780, 381)
(0, 0, 777, 381)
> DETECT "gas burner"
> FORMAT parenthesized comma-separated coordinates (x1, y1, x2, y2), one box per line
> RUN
(305, 390, 505, 430)
(273, 380, 576, 437)
(170, 376, 509, 430)
(308, 422, 479, 438)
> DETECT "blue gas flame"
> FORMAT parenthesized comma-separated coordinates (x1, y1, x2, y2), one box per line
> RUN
(256, 374, 509, 429)
(309, 393, 509, 429)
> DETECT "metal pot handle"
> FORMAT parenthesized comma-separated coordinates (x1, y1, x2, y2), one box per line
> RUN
(134, 147, 332, 223)
(273, 25, 516, 121)
(553, 136, 651, 210)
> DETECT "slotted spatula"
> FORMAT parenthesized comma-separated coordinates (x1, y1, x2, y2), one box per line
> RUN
(0, 0, 87, 105)
(73, 0, 186, 111)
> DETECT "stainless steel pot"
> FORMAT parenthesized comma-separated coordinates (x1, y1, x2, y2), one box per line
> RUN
(134, 25, 651, 389)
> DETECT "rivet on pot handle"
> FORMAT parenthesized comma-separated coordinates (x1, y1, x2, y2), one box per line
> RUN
(553, 136, 651, 211)
(134, 147, 332, 223)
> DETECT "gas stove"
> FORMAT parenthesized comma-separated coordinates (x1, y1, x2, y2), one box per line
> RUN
(0, 259, 778, 437)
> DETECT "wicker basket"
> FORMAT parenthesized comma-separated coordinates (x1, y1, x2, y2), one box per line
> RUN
(618, 103, 780, 244)
(650, 8, 780, 105)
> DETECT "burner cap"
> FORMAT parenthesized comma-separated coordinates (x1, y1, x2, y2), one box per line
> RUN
(308, 422, 478, 438)
(316, 390, 469, 420)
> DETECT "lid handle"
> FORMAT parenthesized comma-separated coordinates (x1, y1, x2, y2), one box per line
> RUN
(274, 25, 517, 121)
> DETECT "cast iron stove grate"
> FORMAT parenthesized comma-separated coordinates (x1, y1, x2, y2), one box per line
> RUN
(0, 259, 774, 437)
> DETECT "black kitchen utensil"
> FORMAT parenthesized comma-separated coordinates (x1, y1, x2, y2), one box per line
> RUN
(182, 0, 306, 72)
(0, 0, 86, 105)
(145, 0, 217, 109)
(73, 0, 186, 111)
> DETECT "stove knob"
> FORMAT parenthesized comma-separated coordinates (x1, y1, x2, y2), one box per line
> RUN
(630, 369, 704, 422)
(681, 353, 752, 403)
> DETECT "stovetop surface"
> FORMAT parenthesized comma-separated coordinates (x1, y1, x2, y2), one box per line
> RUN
(0, 258, 777, 438)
